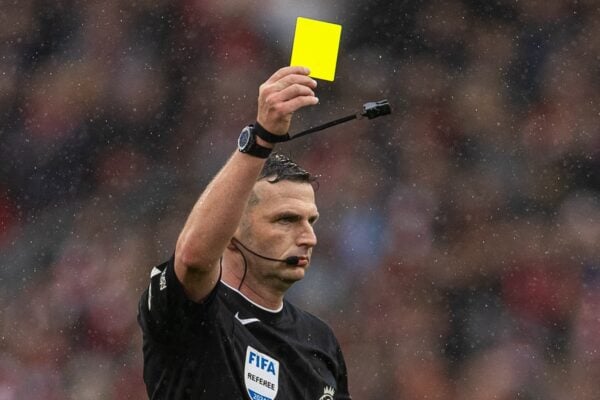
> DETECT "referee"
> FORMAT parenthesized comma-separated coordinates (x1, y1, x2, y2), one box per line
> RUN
(138, 66, 351, 399)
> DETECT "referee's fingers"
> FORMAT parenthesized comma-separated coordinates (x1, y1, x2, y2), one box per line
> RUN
(267, 83, 315, 104)
(277, 95, 320, 115)
(265, 66, 310, 85)
(264, 74, 317, 96)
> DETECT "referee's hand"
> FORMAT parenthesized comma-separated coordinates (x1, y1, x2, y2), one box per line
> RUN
(256, 66, 319, 136)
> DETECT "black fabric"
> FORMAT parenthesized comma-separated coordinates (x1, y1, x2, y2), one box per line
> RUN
(253, 122, 290, 143)
(138, 257, 351, 399)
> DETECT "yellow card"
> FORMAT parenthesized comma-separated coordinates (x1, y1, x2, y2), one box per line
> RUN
(290, 17, 342, 81)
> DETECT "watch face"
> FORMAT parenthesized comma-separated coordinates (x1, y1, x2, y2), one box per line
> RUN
(238, 127, 252, 150)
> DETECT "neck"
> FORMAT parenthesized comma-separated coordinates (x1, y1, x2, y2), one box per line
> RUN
(221, 252, 285, 311)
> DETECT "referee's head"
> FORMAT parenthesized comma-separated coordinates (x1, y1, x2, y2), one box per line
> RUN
(234, 152, 320, 288)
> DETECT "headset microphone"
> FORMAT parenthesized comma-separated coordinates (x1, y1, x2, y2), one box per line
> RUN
(232, 238, 301, 265)
(283, 256, 300, 266)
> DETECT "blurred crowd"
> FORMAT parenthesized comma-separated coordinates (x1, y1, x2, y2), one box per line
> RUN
(1, 0, 599, 398)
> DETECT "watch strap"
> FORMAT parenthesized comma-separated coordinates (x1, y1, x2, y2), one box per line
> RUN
(244, 141, 272, 158)
(254, 122, 290, 143)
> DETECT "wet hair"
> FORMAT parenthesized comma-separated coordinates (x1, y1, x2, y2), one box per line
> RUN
(257, 152, 316, 184)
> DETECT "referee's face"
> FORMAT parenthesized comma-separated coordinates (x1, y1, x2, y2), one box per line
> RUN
(241, 179, 319, 287)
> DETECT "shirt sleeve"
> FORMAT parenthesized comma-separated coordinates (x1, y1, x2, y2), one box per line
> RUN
(137, 256, 220, 345)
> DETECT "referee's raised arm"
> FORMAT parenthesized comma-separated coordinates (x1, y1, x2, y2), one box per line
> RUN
(173, 66, 318, 302)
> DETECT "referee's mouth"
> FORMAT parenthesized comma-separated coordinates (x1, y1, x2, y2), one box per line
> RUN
(294, 256, 310, 267)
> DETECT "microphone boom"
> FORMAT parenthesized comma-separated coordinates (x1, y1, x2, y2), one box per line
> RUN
(232, 238, 300, 266)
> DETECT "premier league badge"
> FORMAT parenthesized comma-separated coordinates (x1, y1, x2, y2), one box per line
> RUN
(244, 346, 280, 400)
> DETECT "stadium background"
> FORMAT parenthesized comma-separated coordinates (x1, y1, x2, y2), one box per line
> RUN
(1, 0, 599, 398)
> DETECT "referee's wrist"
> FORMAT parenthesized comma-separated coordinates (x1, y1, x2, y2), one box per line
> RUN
(255, 121, 290, 143)
(256, 136, 275, 149)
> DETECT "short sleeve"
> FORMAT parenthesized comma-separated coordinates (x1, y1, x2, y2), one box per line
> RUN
(137, 256, 219, 345)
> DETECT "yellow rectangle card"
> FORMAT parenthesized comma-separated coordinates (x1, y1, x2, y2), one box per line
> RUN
(290, 17, 342, 81)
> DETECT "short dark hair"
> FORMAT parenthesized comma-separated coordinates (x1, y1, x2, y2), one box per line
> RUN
(258, 153, 316, 184)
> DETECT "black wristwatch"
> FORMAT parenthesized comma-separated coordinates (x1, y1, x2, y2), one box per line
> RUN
(238, 125, 272, 158)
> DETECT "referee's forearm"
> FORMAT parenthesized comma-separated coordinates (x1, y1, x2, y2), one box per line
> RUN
(175, 150, 267, 271)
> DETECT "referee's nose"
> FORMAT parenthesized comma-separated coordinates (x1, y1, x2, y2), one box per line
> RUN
(297, 220, 317, 249)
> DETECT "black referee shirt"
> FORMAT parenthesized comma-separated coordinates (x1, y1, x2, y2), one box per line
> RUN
(138, 258, 351, 399)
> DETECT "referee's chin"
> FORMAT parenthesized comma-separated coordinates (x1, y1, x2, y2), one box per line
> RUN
(278, 265, 308, 286)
